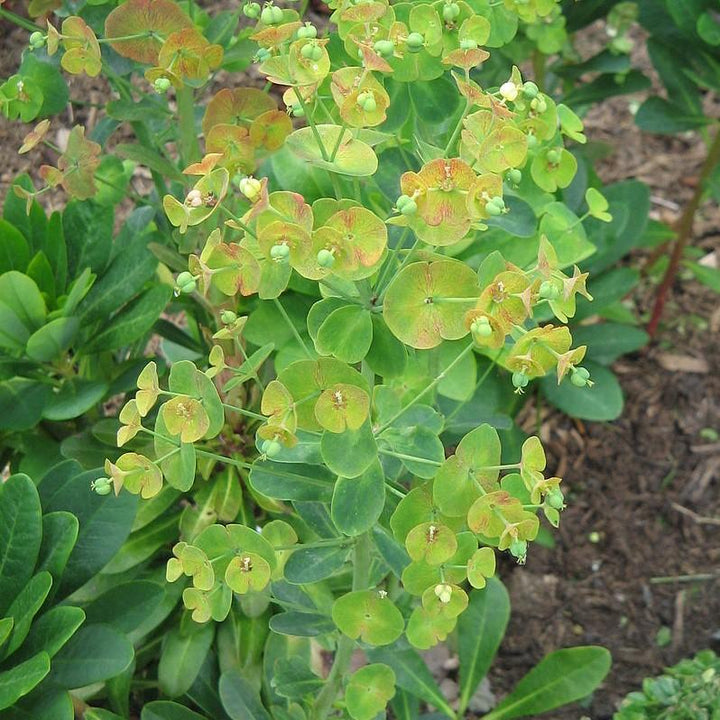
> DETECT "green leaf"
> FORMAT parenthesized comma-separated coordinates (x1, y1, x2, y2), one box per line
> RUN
(1, 685, 72, 720)
(332, 590, 404, 646)
(367, 646, 454, 718)
(273, 657, 323, 700)
(0, 271, 46, 331)
(283, 545, 349, 584)
(268, 612, 335, 637)
(115, 143, 185, 182)
(62, 200, 114, 277)
(483, 646, 611, 720)
(38, 463, 137, 597)
(636, 97, 711, 134)
(159, 625, 215, 697)
(79, 230, 158, 325)
(42, 378, 109, 421)
(26, 251, 55, 299)
(286, 126, 378, 177)
(84, 581, 165, 633)
(25, 317, 80, 362)
(141, 701, 209, 720)
(365, 316, 408, 378)
(12, 605, 85, 662)
(538, 203, 595, 268)
(36, 511, 78, 585)
(50, 624, 134, 689)
(102, 514, 179, 574)
(219, 669, 272, 720)
(571, 324, 648, 365)
(250, 460, 336, 502)
(84, 285, 172, 352)
(331, 459, 385, 536)
(457, 578, 510, 714)
(1, 571, 52, 658)
(321, 420, 377, 479)
(540, 361, 623, 421)
(315, 305, 373, 364)
(346, 663, 396, 720)
(18, 55, 69, 117)
(0, 652, 50, 711)
(0, 474, 42, 615)
(0, 219, 30, 274)
(0, 379, 52, 431)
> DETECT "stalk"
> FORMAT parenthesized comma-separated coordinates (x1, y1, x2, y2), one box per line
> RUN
(312, 533, 371, 720)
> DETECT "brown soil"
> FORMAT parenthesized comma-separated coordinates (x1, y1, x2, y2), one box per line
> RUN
(2, 9, 720, 720)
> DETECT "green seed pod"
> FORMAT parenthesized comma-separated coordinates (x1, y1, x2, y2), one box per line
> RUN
(317, 248, 335, 268)
(522, 81, 539, 99)
(262, 439, 283, 457)
(460, 38, 478, 50)
(92, 478, 112, 496)
(270, 243, 290, 261)
(362, 95, 377, 112)
(538, 280, 560, 300)
(243, 2, 261, 18)
(154, 77, 172, 93)
(261, 5, 277, 24)
(373, 39, 395, 57)
(297, 23, 318, 39)
(255, 47, 272, 62)
(512, 370, 529, 390)
(509, 538, 527, 560)
(301, 42, 316, 59)
(396, 194, 411, 210)
(221, 310, 238, 325)
(546, 488, 564, 510)
(176, 271, 197, 294)
(508, 168, 522, 185)
(471, 317, 493, 338)
(570, 366, 591, 387)
(531, 96, 547, 114)
(400, 198, 417, 215)
(442, 2, 460, 22)
(290, 102, 304, 117)
(485, 202, 503, 217)
(526, 133, 538, 149)
(29, 31, 46, 49)
(406, 31, 424, 52)
(271, 5, 284, 22)
(546, 149, 561, 165)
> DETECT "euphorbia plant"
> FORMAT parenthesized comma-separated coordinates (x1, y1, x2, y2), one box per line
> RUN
(2, 0, 615, 716)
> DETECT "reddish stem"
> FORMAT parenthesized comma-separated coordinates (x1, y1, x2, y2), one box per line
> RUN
(647, 127, 720, 337)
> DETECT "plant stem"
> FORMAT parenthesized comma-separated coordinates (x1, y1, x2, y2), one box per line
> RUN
(532, 49, 547, 92)
(375, 341, 475, 434)
(647, 125, 720, 337)
(176, 84, 200, 166)
(443, 100, 471, 157)
(312, 533, 371, 720)
(273, 297, 313, 359)
(0, 7, 40, 31)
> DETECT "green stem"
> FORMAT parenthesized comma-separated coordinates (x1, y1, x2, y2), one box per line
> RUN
(176, 84, 200, 166)
(195, 449, 253, 470)
(532, 49, 547, 92)
(312, 533, 372, 720)
(273, 298, 313, 359)
(294, 89, 329, 161)
(375, 342, 476, 434)
(221, 403, 266, 421)
(0, 7, 40, 31)
(378, 448, 442, 466)
(443, 99, 471, 157)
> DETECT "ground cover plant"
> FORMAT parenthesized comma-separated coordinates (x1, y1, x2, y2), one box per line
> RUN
(9, 0, 718, 716)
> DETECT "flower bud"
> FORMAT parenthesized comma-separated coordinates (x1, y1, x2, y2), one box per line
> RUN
(255, 47, 272, 63)
(176, 271, 197, 295)
(499, 81, 519, 102)
(406, 32, 424, 52)
(221, 310, 238, 325)
(91, 477, 112, 496)
(239, 176, 262, 201)
(530, 96, 547, 113)
(317, 248, 335, 268)
(508, 168, 522, 185)
(154, 77, 172, 93)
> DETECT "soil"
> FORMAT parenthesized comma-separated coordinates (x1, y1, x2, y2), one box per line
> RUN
(2, 9, 720, 720)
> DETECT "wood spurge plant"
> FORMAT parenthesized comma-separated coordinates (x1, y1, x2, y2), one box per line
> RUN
(0, 0, 632, 717)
